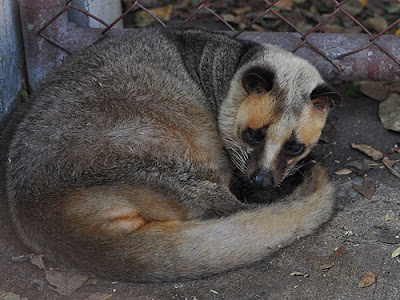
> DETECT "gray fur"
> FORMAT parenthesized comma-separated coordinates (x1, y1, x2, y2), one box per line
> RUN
(7, 28, 335, 281)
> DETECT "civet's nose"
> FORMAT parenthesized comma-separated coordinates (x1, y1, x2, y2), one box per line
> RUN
(250, 169, 274, 189)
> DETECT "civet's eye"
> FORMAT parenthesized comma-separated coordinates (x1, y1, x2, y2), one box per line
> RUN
(242, 128, 264, 146)
(284, 142, 304, 156)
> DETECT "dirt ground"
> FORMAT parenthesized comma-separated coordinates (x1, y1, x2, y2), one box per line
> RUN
(0, 84, 399, 299)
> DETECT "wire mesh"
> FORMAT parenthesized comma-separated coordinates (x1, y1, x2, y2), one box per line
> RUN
(34, 0, 400, 76)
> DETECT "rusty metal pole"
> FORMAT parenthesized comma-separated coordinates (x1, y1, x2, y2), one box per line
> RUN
(18, 0, 68, 92)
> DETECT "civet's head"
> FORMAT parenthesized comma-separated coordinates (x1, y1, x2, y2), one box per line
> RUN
(219, 45, 341, 189)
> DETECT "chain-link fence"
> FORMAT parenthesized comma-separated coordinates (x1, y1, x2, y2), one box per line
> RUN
(18, 0, 400, 91)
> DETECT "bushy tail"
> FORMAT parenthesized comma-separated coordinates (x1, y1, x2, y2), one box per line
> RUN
(66, 164, 335, 282)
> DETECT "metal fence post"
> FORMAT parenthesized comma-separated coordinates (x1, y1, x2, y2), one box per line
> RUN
(18, 0, 68, 92)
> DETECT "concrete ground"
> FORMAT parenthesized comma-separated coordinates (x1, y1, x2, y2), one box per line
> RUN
(0, 84, 399, 299)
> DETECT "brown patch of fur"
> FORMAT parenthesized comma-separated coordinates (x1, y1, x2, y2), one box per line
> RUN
(162, 121, 228, 180)
(63, 185, 189, 237)
(297, 102, 328, 146)
(105, 209, 147, 235)
(237, 93, 279, 130)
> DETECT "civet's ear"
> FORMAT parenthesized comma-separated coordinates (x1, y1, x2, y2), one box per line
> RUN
(242, 67, 275, 95)
(310, 84, 342, 113)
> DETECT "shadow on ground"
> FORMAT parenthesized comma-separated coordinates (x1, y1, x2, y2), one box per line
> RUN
(0, 85, 399, 299)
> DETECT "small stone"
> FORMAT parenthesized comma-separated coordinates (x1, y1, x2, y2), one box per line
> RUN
(359, 82, 388, 101)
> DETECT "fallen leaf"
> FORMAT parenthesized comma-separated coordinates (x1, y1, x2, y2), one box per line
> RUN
(376, 230, 400, 244)
(0, 291, 28, 300)
(358, 271, 376, 288)
(45, 268, 88, 296)
(133, 4, 173, 27)
(379, 93, 400, 132)
(210, 289, 219, 294)
(29, 254, 45, 270)
(387, 82, 400, 93)
(374, 222, 389, 230)
(382, 157, 400, 178)
(388, 5, 400, 15)
(333, 245, 346, 258)
(391, 247, 400, 258)
(351, 144, 384, 160)
(359, 81, 387, 101)
(385, 214, 392, 221)
(364, 17, 388, 33)
(232, 6, 251, 15)
(251, 24, 266, 32)
(342, 0, 364, 16)
(320, 262, 334, 271)
(353, 177, 375, 199)
(334, 168, 353, 175)
(221, 13, 243, 25)
(359, 0, 367, 6)
(84, 292, 112, 300)
(274, 0, 293, 11)
(346, 159, 380, 175)
(389, 148, 400, 153)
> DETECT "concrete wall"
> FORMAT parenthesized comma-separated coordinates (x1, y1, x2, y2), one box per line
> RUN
(0, 0, 25, 127)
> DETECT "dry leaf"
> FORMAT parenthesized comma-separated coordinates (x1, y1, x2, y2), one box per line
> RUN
(364, 17, 388, 33)
(377, 230, 399, 244)
(320, 262, 334, 271)
(351, 144, 384, 160)
(358, 271, 376, 288)
(374, 222, 389, 230)
(333, 245, 346, 258)
(274, 0, 293, 10)
(379, 93, 400, 132)
(391, 247, 400, 258)
(232, 6, 251, 15)
(221, 13, 243, 25)
(346, 159, 380, 175)
(389, 148, 400, 153)
(353, 177, 375, 199)
(84, 292, 113, 300)
(359, 81, 387, 101)
(250, 24, 266, 32)
(334, 168, 353, 175)
(45, 268, 88, 296)
(359, 0, 367, 6)
(382, 157, 400, 178)
(29, 254, 45, 270)
(133, 5, 173, 27)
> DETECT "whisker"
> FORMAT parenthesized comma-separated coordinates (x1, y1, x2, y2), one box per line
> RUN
(223, 137, 248, 174)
